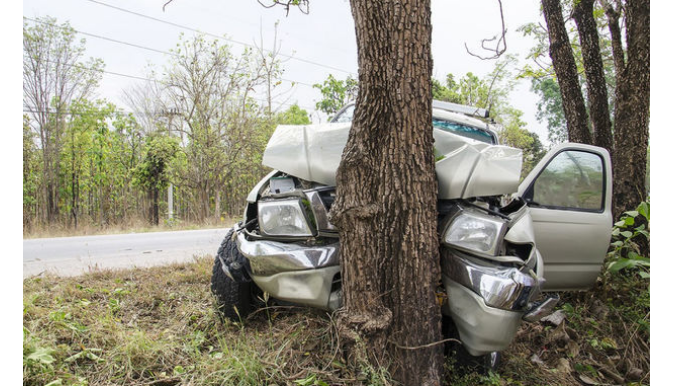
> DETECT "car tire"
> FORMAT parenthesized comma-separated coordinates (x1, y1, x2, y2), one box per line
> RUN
(210, 230, 259, 321)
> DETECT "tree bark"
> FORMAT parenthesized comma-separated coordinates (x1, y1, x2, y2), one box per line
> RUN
(542, 0, 592, 144)
(329, 1, 442, 385)
(612, 0, 650, 218)
(573, 0, 613, 152)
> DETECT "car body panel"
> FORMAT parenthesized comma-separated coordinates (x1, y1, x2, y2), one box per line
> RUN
(443, 275, 523, 356)
(262, 121, 523, 200)
(518, 143, 613, 291)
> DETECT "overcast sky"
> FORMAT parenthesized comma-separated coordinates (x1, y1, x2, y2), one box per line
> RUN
(22, 0, 551, 141)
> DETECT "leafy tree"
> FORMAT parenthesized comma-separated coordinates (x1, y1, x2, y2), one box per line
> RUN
(62, 99, 121, 227)
(432, 57, 544, 175)
(523, 0, 650, 216)
(164, 34, 278, 221)
(23, 115, 40, 229)
(110, 111, 146, 218)
(133, 135, 179, 225)
(541, 0, 592, 145)
(23, 16, 104, 223)
(313, 74, 358, 117)
(499, 108, 546, 176)
(275, 104, 311, 125)
(432, 56, 517, 120)
(531, 77, 567, 144)
(535, 0, 649, 217)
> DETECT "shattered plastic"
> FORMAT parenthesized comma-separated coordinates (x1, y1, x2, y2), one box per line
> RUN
(262, 123, 523, 199)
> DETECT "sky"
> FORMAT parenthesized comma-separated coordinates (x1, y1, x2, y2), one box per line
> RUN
(21, 0, 551, 141)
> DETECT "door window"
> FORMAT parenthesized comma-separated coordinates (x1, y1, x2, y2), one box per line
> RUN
(527, 150, 605, 211)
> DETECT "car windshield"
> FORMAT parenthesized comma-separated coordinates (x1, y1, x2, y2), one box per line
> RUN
(331, 105, 496, 144)
(432, 118, 495, 144)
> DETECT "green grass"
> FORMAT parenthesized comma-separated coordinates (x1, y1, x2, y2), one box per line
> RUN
(24, 258, 649, 386)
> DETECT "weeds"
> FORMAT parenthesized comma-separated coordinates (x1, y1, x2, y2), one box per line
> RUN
(23, 257, 392, 386)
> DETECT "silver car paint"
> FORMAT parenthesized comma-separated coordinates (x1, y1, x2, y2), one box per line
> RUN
(517, 143, 613, 291)
(262, 120, 523, 200)
(236, 114, 613, 357)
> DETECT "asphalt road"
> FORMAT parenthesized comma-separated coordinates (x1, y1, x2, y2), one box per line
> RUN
(23, 228, 230, 278)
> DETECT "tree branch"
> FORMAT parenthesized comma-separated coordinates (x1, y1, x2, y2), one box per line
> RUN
(256, 0, 309, 16)
(465, 0, 507, 60)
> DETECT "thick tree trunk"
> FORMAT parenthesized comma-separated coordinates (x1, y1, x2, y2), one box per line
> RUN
(573, 0, 613, 152)
(612, 0, 650, 218)
(542, 0, 592, 144)
(329, 1, 442, 385)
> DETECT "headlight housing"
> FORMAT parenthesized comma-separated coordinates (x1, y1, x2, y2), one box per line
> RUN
(443, 209, 507, 257)
(258, 199, 314, 237)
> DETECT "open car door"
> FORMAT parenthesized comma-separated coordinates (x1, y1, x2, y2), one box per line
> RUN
(518, 143, 613, 291)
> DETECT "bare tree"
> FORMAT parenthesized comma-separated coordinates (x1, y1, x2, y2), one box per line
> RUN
(121, 73, 169, 134)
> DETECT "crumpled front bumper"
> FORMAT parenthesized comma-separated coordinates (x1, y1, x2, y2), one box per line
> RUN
(235, 230, 342, 310)
(234, 228, 544, 355)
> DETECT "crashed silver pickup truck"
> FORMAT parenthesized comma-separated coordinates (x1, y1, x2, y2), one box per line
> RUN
(211, 100, 613, 365)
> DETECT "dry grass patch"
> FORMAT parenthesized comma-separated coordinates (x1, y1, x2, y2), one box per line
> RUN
(23, 257, 390, 386)
(24, 258, 649, 386)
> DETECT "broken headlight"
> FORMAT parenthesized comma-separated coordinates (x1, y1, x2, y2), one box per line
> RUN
(258, 199, 314, 237)
(443, 210, 507, 257)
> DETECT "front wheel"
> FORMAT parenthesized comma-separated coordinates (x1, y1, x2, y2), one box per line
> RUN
(210, 230, 259, 321)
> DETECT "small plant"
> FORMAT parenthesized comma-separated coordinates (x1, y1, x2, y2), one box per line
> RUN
(607, 201, 650, 278)
(295, 374, 330, 386)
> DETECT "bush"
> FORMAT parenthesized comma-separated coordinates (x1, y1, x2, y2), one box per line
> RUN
(607, 201, 650, 278)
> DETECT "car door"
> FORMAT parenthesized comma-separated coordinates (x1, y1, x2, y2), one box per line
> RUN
(517, 143, 613, 291)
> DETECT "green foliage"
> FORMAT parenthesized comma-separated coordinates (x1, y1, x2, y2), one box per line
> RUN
(530, 77, 567, 144)
(498, 108, 546, 176)
(432, 73, 495, 116)
(23, 116, 41, 224)
(295, 374, 330, 386)
(313, 74, 358, 116)
(164, 33, 278, 221)
(431, 56, 544, 175)
(276, 103, 311, 125)
(518, 5, 617, 145)
(133, 135, 180, 191)
(608, 201, 650, 278)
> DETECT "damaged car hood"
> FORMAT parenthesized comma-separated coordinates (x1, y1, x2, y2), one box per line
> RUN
(262, 122, 523, 199)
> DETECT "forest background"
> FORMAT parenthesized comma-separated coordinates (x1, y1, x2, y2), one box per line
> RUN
(23, 1, 649, 236)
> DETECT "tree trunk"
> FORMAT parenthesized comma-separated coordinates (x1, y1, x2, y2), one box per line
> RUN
(215, 189, 221, 221)
(152, 188, 160, 226)
(329, 1, 442, 385)
(612, 0, 650, 218)
(573, 0, 613, 152)
(542, 0, 592, 144)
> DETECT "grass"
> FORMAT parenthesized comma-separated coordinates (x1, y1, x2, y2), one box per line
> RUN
(23, 258, 650, 386)
(23, 257, 390, 386)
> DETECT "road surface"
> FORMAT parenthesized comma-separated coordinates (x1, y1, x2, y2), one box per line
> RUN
(23, 228, 230, 278)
